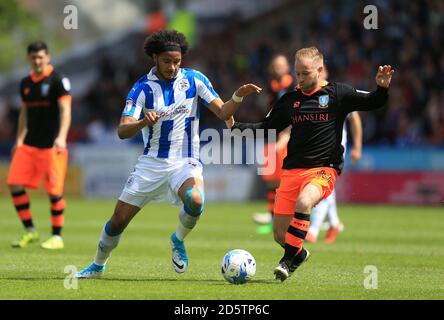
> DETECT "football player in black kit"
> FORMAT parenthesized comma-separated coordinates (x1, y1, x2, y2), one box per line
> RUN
(230, 47, 394, 281)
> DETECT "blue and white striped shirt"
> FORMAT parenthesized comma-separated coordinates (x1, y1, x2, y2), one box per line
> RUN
(122, 67, 219, 159)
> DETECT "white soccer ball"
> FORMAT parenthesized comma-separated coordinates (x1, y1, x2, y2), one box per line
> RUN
(221, 249, 256, 284)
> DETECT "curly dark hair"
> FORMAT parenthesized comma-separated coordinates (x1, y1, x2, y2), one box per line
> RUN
(143, 30, 189, 58)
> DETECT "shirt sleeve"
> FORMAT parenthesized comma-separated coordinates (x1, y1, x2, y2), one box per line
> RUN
(194, 71, 220, 107)
(232, 95, 292, 138)
(337, 82, 389, 113)
(122, 82, 152, 120)
(54, 74, 71, 99)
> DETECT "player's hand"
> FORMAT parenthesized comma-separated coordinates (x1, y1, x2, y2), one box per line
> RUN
(235, 84, 262, 97)
(350, 148, 362, 165)
(53, 137, 67, 152)
(225, 116, 235, 129)
(142, 111, 160, 126)
(375, 65, 394, 88)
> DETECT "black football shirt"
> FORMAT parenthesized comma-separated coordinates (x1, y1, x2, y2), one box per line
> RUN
(20, 65, 71, 148)
(232, 82, 388, 174)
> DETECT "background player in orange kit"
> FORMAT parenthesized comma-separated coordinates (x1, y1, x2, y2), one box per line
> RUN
(252, 54, 295, 234)
(7, 41, 72, 250)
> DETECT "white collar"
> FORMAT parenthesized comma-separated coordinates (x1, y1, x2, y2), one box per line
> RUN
(147, 67, 184, 82)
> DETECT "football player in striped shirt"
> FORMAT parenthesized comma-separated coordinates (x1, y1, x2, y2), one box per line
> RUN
(76, 30, 261, 278)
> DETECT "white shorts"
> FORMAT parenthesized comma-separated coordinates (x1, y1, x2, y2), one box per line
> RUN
(119, 156, 203, 208)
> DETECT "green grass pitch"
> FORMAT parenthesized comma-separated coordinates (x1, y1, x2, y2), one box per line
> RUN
(0, 196, 443, 300)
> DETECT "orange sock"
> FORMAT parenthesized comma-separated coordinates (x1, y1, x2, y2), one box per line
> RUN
(283, 212, 310, 259)
(11, 190, 34, 229)
(50, 196, 66, 236)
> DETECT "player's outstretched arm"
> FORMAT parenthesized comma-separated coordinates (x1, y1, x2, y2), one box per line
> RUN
(340, 65, 394, 112)
(117, 112, 159, 139)
(231, 100, 291, 139)
(208, 84, 262, 121)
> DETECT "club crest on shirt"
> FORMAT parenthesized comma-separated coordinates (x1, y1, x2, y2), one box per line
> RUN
(318, 95, 329, 108)
(24, 87, 31, 96)
(41, 84, 50, 96)
(188, 161, 197, 168)
(178, 79, 190, 91)
(62, 77, 71, 91)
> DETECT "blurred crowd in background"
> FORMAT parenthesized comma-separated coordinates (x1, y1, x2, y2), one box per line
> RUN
(0, 0, 443, 149)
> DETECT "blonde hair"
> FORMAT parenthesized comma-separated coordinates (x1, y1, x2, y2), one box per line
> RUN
(295, 46, 324, 67)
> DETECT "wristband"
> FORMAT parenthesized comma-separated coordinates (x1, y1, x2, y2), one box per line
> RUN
(232, 92, 244, 103)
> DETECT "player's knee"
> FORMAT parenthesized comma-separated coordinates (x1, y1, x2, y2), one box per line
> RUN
(184, 187, 204, 217)
(296, 196, 313, 212)
(9, 185, 24, 193)
(190, 191, 203, 209)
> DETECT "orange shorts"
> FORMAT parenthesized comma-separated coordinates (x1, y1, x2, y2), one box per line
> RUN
(7, 144, 68, 195)
(261, 145, 287, 182)
(274, 167, 338, 215)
